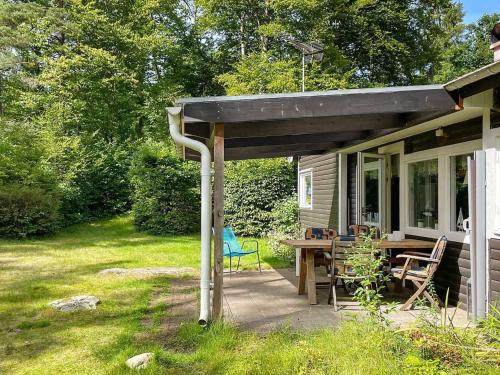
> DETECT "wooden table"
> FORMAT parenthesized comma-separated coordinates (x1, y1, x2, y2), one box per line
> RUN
(282, 238, 435, 305)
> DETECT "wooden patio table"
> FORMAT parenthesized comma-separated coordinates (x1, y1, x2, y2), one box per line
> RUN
(281, 238, 436, 305)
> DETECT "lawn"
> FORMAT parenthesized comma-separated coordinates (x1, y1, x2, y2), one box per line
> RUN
(0, 216, 284, 374)
(1, 216, 498, 374)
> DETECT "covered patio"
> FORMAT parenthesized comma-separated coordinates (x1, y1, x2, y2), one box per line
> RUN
(170, 84, 462, 323)
(222, 269, 469, 332)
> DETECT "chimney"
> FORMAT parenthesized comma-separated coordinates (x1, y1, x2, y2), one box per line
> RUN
(491, 22, 500, 62)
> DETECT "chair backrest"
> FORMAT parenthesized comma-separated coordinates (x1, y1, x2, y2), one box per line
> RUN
(332, 239, 358, 275)
(427, 236, 447, 276)
(223, 227, 242, 254)
(304, 227, 337, 240)
(348, 224, 380, 239)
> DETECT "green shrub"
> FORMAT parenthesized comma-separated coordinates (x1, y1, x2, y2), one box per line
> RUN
(225, 159, 296, 237)
(267, 195, 300, 260)
(58, 140, 132, 223)
(130, 143, 200, 235)
(0, 186, 59, 238)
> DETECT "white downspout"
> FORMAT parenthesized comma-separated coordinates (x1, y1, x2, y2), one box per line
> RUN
(167, 107, 212, 326)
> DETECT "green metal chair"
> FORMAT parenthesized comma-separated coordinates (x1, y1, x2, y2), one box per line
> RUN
(217, 227, 261, 273)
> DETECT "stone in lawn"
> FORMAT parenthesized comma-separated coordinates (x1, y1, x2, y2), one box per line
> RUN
(125, 353, 153, 369)
(50, 295, 100, 312)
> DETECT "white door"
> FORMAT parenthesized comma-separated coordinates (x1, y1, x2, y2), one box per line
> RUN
(357, 153, 386, 230)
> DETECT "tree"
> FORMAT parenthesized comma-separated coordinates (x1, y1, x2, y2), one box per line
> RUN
(199, 0, 464, 88)
(0, 0, 213, 227)
(434, 13, 500, 83)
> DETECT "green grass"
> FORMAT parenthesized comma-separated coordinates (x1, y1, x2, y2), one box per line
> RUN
(0, 215, 285, 374)
(1, 216, 498, 374)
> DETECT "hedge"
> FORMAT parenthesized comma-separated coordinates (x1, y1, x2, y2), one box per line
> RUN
(0, 186, 59, 238)
(224, 159, 296, 236)
(130, 144, 200, 235)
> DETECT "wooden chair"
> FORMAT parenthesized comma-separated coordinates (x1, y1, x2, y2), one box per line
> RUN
(391, 236, 447, 311)
(327, 239, 369, 311)
(304, 227, 338, 275)
(348, 224, 380, 239)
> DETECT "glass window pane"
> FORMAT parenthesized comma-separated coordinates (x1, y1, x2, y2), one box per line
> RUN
(304, 174, 312, 206)
(450, 154, 471, 232)
(300, 173, 312, 207)
(408, 159, 438, 229)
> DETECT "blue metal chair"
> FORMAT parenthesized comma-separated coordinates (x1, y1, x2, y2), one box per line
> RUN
(217, 227, 261, 273)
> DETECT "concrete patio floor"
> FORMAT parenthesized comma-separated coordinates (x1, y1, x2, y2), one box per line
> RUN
(222, 268, 470, 332)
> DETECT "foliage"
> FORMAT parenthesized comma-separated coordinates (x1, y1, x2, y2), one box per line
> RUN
(201, 0, 465, 87)
(224, 158, 296, 237)
(58, 139, 133, 223)
(267, 195, 300, 260)
(345, 229, 396, 323)
(0, 121, 56, 190)
(407, 292, 500, 372)
(0, 186, 59, 238)
(434, 13, 500, 83)
(218, 52, 300, 95)
(130, 143, 201, 235)
(0, 121, 59, 237)
(0, 0, 497, 239)
(0, 0, 213, 232)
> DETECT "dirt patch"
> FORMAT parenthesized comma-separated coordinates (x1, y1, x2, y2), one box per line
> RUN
(139, 278, 198, 345)
(98, 267, 196, 276)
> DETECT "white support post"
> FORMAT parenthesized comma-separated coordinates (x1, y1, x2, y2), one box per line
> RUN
(471, 151, 487, 320)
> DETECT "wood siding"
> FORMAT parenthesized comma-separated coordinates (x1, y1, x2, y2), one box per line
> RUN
(490, 239, 500, 304)
(404, 116, 482, 154)
(298, 153, 338, 230)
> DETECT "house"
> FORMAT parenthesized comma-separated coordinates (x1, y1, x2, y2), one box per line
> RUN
(298, 32, 500, 318)
(171, 23, 500, 323)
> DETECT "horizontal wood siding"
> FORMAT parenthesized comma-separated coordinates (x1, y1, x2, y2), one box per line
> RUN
(407, 235, 470, 308)
(299, 153, 338, 230)
(489, 239, 500, 304)
(404, 116, 482, 154)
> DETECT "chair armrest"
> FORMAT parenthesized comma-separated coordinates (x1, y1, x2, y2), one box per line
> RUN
(241, 240, 259, 251)
(396, 254, 439, 262)
(224, 241, 232, 253)
(403, 251, 431, 257)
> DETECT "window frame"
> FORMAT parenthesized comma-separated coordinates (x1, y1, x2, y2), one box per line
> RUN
(299, 169, 313, 209)
(402, 140, 481, 243)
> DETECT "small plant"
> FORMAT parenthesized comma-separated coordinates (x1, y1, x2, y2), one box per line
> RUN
(345, 228, 396, 324)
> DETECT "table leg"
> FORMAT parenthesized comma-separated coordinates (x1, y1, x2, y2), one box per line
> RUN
(306, 249, 317, 304)
(295, 248, 301, 277)
(298, 248, 307, 295)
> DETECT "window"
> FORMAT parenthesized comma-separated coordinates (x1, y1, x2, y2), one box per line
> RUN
(408, 159, 438, 229)
(299, 171, 312, 208)
(450, 154, 472, 232)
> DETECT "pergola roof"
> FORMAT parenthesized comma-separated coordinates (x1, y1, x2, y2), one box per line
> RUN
(176, 85, 458, 160)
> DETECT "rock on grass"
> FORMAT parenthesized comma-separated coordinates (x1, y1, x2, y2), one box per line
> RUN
(49, 295, 100, 312)
(125, 353, 153, 369)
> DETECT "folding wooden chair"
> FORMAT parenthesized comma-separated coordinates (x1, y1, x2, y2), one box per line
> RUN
(391, 236, 447, 311)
